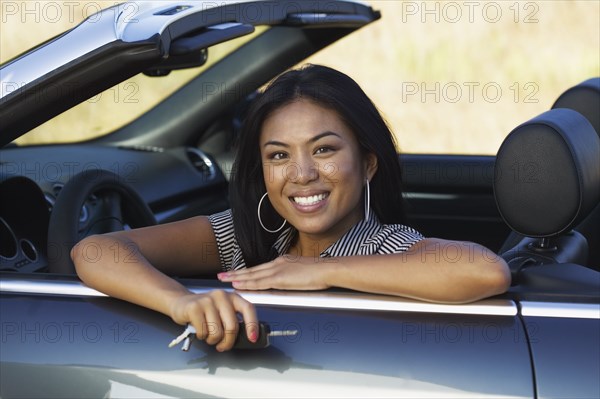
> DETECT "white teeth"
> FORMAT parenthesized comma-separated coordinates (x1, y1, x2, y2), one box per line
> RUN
(293, 193, 328, 206)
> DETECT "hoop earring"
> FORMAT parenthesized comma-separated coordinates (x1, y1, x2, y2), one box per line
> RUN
(257, 192, 287, 233)
(364, 178, 371, 222)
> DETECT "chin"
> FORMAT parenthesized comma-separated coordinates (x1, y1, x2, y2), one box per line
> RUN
(290, 218, 333, 235)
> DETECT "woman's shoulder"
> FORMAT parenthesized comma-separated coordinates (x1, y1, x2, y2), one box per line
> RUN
(207, 209, 236, 242)
(381, 222, 423, 237)
(372, 221, 425, 253)
(208, 209, 233, 226)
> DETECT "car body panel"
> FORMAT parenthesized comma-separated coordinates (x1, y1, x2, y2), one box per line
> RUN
(520, 303, 600, 399)
(1, 274, 532, 398)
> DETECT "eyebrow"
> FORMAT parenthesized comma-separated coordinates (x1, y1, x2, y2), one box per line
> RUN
(263, 131, 342, 148)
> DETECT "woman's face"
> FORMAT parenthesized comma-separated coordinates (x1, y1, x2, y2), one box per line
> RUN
(259, 98, 377, 243)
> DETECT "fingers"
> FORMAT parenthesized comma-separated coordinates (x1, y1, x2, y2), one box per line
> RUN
(231, 278, 268, 290)
(176, 290, 257, 352)
(231, 291, 259, 343)
(219, 259, 291, 290)
(217, 257, 284, 281)
(214, 293, 239, 352)
(218, 264, 279, 288)
(219, 258, 327, 291)
(186, 295, 219, 343)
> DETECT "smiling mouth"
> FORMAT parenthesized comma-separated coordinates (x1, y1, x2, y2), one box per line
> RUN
(291, 192, 329, 206)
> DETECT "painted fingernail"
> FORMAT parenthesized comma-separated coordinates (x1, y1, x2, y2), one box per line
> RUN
(249, 330, 258, 342)
(217, 272, 229, 279)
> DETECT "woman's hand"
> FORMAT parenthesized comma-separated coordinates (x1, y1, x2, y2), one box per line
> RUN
(217, 256, 332, 291)
(169, 290, 258, 352)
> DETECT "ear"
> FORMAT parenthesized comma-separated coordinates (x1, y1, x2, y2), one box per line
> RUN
(364, 152, 378, 181)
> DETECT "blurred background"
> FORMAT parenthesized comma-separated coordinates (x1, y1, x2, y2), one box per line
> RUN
(1, 0, 599, 154)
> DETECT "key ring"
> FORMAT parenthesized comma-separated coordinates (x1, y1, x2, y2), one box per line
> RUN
(168, 324, 196, 351)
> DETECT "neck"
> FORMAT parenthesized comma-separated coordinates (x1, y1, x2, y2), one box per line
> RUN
(289, 235, 335, 258)
(289, 207, 365, 257)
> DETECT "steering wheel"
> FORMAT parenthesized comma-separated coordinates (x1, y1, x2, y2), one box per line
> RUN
(48, 169, 157, 274)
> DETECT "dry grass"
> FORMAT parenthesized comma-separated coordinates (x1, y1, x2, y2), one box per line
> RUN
(2, 1, 599, 154)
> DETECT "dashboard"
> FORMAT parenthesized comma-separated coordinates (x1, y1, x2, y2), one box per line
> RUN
(0, 176, 49, 272)
(0, 144, 229, 273)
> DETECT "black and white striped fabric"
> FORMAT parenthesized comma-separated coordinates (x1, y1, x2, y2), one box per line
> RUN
(208, 209, 424, 271)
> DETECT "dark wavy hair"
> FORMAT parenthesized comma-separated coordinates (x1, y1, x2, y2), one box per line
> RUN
(229, 64, 406, 266)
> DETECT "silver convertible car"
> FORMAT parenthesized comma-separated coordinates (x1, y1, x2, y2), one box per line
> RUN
(1, 1, 599, 398)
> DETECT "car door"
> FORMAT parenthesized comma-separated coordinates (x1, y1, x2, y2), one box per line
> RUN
(1, 273, 534, 398)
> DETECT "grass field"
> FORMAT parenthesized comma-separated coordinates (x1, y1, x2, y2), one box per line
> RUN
(1, 1, 599, 154)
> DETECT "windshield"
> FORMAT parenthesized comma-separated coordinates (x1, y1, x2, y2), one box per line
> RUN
(11, 32, 263, 146)
(0, 1, 265, 146)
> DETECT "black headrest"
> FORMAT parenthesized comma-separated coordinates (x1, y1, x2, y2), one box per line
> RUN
(552, 77, 600, 135)
(494, 108, 600, 238)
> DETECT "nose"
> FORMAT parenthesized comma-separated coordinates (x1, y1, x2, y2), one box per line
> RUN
(284, 155, 318, 184)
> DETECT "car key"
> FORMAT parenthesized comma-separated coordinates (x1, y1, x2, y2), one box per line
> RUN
(234, 322, 298, 349)
(168, 322, 297, 351)
(168, 324, 196, 351)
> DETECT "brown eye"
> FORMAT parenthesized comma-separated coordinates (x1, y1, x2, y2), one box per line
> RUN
(315, 146, 333, 155)
(269, 152, 287, 160)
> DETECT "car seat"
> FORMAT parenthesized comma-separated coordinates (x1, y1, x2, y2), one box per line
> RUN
(552, 77, 600, 268)
(498, 78, 600, 270)
(494, 108, 600, 280)
(553, 77, 600, 134)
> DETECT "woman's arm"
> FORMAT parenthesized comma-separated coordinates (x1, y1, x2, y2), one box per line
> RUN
(218, 238, 511, 303)
(72, 216, 259, 351)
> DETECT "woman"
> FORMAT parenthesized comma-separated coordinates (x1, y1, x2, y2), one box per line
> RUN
(73, 65, 510, 352)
